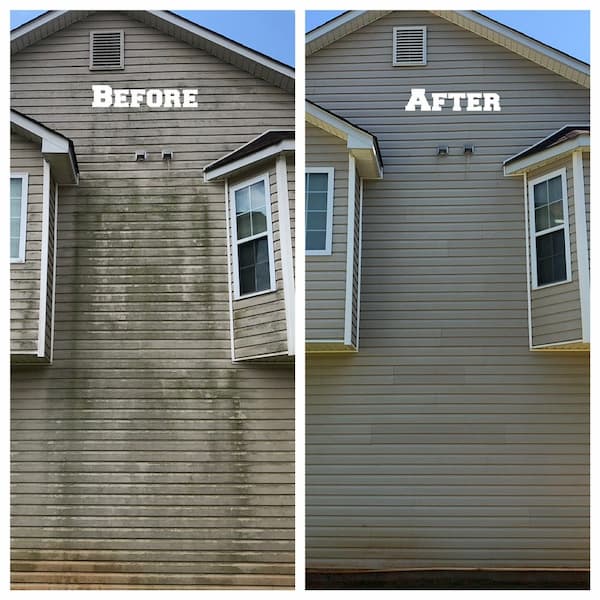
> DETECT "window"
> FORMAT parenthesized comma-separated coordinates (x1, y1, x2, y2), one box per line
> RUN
(393, 26, 427, 66)
(306, 168, 334, 255)
(529, 169, 571, 288)
(10, 173, 28, 263)
(230, 174, 276, 298)
(90, 30, 124, 70)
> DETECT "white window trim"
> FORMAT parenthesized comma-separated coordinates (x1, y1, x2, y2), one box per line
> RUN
(528, 167, 572, 290)
(10, 172, 28, 263)
(306, 167, 334, 256)
(392, 26, 427, 67)
(230, 172, 277, 300)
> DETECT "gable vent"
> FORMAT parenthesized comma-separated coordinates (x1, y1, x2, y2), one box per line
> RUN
(90, 30, 124, 70)
(393, 26, 427, 66)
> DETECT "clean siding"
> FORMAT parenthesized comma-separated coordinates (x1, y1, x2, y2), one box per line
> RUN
(230, 163, 288, 360)
(306, 10, 589, 570)
(529, 156, 582, 347)
(11, 11, 294, 589)
(306, 123, 348, 342)
(10, 133, 43, 356)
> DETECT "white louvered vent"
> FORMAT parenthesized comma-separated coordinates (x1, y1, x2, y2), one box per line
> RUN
(90, 30, 124, 70)
(393, 26, 427, 66)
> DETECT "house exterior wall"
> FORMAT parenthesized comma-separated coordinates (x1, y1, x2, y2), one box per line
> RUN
(10, 133, 43, 357)
(306, 123, 348, 343)
(306, 10, 589, 571)
(528, 156, 582, 347)
(11, 11, 294, 589)
(229, 162, 289, 360)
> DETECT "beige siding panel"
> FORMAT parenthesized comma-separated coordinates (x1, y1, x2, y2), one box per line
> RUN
(10, 133, 43, 355)
(306, 123, 348, 342)
(529, 156, 582, 347)
(11, 10, 293, 589)
(230, 164, 288, 360)
(306, 10, 589, 571)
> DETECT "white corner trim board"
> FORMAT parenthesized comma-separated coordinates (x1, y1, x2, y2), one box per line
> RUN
(344, 155, 356, 347)
(572, 151, 590, 342)
(223, 180, 236, 363)
(37, 159, 51, 358)
(276, 155, 295, 355)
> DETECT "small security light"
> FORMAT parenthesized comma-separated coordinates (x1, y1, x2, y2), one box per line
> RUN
(134, 151, 147, 161)
(464, 143, 475, 154)
(162, 150, 174, 161)
(436, 144, 449, 156)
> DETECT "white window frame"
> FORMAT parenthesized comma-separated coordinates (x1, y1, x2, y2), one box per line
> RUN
(528, 167, 572, 290)
(10, 172, 28, 263)
(306, 167, 334, 256)
(392, 26, 427, 67)
(230, 172, 277, 300)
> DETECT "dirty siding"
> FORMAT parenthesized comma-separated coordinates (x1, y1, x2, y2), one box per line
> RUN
(11, 11, 294, 589)
(230, 163, 288, 360)
(306, 123, 348, 342)
(10, 133, 43, 356)
(306, 11, 589, 570)
(528, 156, 582, 347)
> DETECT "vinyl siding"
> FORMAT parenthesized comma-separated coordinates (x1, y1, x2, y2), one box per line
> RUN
(529, 157, 582, 347)
(11, 11, 294, 589)
(10, 133, 43, 356)
(306, 10, 589, 570)
(306, 123, 348, 342)
(230, 163, 288, 361)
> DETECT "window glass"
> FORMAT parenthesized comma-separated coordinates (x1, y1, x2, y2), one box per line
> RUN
(536, 230, 566, 286)
(306, 171, 331, 253)
(10, 177, 23, 260)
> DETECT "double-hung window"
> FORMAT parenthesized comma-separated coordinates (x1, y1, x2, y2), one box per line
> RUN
(306, 167, 334, 255)
(529, 169, 570, 288)
(231, 174, 276, 298)
(10, 173, 28, 263)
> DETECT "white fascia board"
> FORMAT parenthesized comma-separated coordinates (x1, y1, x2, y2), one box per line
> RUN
(203, 140, 294, 182)
(306, 11, 366, 44)
(11, 10, 67, 42)
(503, 135, 590, 176)
(306, 102, 382, 178)
(448, 11, 590, 80)
(147, 11, 295, 81)
(11, 111, 70, 154)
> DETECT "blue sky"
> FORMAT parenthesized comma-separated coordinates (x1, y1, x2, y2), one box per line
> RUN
(11, 10, 590, 65)
(306, 11, 590, 63)
(10, 11, 295, 66)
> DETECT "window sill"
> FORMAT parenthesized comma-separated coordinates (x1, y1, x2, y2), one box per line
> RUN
(532, 276, 572, 291)
(234, 286, 277, 302)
